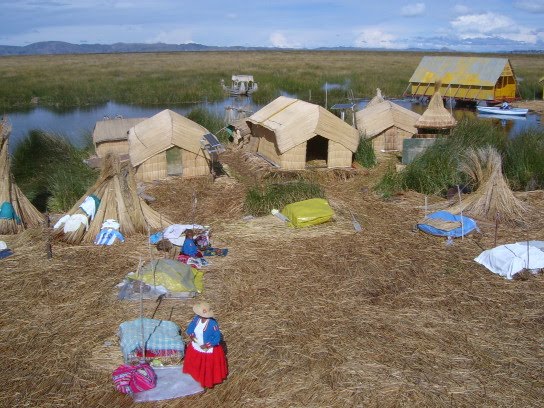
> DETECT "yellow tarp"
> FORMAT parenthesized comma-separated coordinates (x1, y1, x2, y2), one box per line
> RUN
(281, 198, 334, 228)
(128, 259, 202, 293)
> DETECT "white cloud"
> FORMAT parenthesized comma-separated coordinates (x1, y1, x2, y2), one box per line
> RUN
(514, 0, 544, 13)
(269, 32, 301, 48)
(148, 27, 193, 44)
(226, 13, 237, 19)
(354, 28, 404, 49)
(401, 3, 425, 17)
(451, 12, 539, 43)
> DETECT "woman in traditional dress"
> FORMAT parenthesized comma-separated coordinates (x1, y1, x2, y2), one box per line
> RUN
(183, 302, 228, 388)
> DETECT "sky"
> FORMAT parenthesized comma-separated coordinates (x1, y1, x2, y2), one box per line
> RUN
(1, 1, 543, 52)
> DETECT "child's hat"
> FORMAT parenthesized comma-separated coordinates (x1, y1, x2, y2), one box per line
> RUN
(193, 301, 214, 318)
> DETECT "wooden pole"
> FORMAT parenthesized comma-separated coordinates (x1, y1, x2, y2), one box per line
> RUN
(494, 212, 499, 247)
(45, 213, 52, 259)
(457, 185, 464, 240)
(325, 82, 328, 109)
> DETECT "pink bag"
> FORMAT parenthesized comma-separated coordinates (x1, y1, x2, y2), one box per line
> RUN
(112, 363, 157, 394)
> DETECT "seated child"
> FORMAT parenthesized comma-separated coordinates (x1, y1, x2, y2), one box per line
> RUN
(181, 229, 229, 258)
(181, 229, 201, 257)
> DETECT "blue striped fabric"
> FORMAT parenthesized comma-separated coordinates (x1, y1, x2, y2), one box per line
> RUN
(94, 228, 125, 245)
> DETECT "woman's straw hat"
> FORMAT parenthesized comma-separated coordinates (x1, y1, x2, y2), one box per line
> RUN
(193, 302, 214, 318)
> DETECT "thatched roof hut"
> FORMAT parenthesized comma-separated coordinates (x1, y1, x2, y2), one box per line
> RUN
(93, 117, 145, 158)
(356, 89, 421, 155)
(0, 117, 44, 234)
(53, 154, 172, 244)
(366, 88, 385, 108)
(245, 96, 359, 170)
(415, 91, 457, 136)
(128, 110, 213, 182)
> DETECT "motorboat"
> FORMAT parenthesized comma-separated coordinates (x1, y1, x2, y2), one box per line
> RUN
(220, 75, 258, 96)
(476, 106, 528, 116)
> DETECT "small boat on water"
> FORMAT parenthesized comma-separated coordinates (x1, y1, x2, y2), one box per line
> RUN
(221, 75, 258, 96)
(476, 106, 529, 116)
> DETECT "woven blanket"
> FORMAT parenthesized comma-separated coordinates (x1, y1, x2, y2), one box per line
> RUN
(119, 318, 184, 362)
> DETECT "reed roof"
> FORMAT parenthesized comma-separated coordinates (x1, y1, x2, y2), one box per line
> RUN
(128, 109, 210, 166)
(92, 118, 145, 144)
(415, 91, 457, 129)
(366, 88, 385, 108)
(0, 117, 44, 234)
(246, 96, 359, 153)
(356, 99, 420, 138)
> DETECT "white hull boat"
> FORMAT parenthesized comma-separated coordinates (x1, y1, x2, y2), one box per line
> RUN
(476, 106, 528, 116)
(221, 75, 258, 96)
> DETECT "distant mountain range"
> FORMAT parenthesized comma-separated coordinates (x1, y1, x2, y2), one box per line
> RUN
(0, 41, 541, 56)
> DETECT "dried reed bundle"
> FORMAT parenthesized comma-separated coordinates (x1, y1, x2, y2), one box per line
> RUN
(449, 146, 527, 224)
(53, 153, 173, 244)
(0, 116, 44, 234)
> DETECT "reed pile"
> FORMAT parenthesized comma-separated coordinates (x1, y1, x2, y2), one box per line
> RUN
(53, 153, 172, 244)
(0, 117, 44, 234)
(449, 146, 527, 224)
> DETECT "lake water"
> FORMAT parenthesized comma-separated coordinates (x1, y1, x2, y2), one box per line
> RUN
(5, 96, 542, 153)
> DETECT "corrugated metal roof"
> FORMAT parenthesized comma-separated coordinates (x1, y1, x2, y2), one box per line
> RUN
(93, 118, 146, 143)
(409, 56, 510, 87)
(246, 96, 359, 153)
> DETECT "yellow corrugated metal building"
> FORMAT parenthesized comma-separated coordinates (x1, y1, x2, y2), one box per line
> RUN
(407, 56, 520, 103)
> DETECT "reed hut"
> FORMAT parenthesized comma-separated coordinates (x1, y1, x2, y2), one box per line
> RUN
(128, 110, 213, 182)
(53, 154, 172, 244)
(93, 117, 145, 157)
(356, 89, 421, 155)
(415, 91, 457, 137)
(0, 117, 44, 234)
(407, 56, 520, 103)
(245, 96, 359, 170)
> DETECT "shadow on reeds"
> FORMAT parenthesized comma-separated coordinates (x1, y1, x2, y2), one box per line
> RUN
(11, 130, 97, 212)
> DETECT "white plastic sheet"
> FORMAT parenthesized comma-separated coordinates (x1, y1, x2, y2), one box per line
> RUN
(133, 366, 204, 402)
(474, 241, 544, 279)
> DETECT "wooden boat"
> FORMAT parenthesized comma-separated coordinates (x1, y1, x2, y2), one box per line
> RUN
(221, 75, 258, 96)
(476, 106, 528, 116)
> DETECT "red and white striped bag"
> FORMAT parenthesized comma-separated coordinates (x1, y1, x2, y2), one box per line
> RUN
(112, 363, 157, 394)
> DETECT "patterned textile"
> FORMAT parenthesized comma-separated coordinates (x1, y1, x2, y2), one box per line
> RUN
(112, 363, 157, 394)
(119, 318, 185, 362)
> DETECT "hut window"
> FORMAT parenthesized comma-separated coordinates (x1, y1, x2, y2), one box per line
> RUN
(306, 135, 328, 166)
(166, 146, 183, 176)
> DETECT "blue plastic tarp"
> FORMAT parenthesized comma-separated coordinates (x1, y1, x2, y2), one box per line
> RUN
(417, 210, 478, 238)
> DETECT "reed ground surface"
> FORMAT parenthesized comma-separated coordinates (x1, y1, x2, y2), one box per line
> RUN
(1, 149, 543, 407)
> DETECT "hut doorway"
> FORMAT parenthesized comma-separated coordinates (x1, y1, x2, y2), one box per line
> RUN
(306, 135, 328, 167)
(166, 146, 183, 176)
